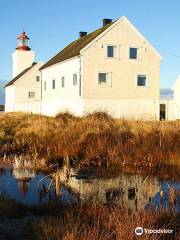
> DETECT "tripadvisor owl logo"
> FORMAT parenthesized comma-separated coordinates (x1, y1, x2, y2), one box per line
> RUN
(135, 227, 144, 236)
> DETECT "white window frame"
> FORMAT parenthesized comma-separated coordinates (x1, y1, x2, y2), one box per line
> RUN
(129, 47, 138, 60)
(105, 44, 120, 59)
(97, 72, 112, 87)
(136, 74, 149, 88)
(106, 45, 119, 59)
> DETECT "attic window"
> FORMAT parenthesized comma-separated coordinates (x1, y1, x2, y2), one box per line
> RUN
(107, 45, 117, 58)
(130, 48, 138, 59)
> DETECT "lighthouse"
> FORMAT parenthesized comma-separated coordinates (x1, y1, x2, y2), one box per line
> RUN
(12, 31, 35, 78)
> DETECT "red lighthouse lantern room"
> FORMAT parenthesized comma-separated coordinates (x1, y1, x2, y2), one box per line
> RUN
(16, 32, 31, 51)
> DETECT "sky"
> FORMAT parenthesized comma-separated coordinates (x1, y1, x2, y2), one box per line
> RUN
(0, 0, 180, 87)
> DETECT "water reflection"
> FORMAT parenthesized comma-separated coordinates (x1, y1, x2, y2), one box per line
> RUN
(62, 167, 180, 211)
(13, 168, 35, 196)
(59, 167, 161, 211)
(0, 159, 180, 211)
(0, 159, 75, 205)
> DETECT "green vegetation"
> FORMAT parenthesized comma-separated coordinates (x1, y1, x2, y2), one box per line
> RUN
(0, 112, 180, 176)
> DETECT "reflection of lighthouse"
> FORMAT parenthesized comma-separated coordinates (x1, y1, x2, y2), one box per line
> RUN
(13, 158, 35, 196)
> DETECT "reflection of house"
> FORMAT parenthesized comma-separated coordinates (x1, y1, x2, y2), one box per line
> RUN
(58, 168, 160, 211)
(160, 76, 180, 120)
(13, 158, 35, 196)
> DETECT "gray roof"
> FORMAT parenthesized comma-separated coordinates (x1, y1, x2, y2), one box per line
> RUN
(160, 88, 174, 100)
(40, 21, 114, 70)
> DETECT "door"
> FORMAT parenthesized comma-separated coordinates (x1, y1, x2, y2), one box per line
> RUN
(160, 104, 166, 120)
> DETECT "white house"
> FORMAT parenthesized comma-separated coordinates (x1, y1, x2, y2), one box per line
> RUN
(160, 76, 180, 120)
(5, 17, 163, 120)
(5, 32, 43, 114)
(40, 16, 162, 120)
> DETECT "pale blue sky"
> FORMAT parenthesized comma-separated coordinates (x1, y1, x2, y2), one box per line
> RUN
(0, 0, 180, 87)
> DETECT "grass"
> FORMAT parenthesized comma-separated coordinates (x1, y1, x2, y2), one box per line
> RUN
(34, 205, 180, 240)
(0, 112, 180, 176)
(0, 195, 179, 240)
(0, 112, 180, 239)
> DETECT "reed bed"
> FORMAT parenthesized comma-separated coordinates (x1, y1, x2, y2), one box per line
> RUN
(0, 194, 179, 240)
(33, 203, 179, 240)
(0, 112, 179, 172)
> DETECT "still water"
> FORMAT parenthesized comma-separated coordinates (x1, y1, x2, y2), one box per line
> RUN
(0, 160, 180, 211)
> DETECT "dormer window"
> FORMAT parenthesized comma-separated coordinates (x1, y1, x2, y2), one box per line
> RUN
(107, 45, 117, 58)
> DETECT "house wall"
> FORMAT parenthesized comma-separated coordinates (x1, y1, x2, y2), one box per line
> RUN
(159, 99, 176, 121)
(5, 85, 15, 112)
(41, 57, 83, 116)
(173, 77, 180, 119)
(83, 99, 159, 120)
(5, 62, 43, 114)
(81, 17, 161, 119)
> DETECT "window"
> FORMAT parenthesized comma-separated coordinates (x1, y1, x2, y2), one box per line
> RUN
(61, 77, 65, 87)
(73, 74, 77, 86)
(137, 75, 147, 87)
(98, 72, 110, 85)
(107, 45, 117, 58)
(130, 48, 138, 59)
(36, 76, 40, 82)
(52, 79, 56, 89)
(28, 92, 35, 98)
(44, 81, 47, 91)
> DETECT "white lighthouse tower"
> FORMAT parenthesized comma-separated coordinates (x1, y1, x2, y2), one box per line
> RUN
(12, 31, 35, 78)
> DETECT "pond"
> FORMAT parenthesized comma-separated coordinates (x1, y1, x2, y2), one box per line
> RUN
(0, 159, 180, 211)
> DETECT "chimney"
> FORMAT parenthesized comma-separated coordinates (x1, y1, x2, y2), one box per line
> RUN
(79, 31, 87, 38)
(103, 18, 112, 27)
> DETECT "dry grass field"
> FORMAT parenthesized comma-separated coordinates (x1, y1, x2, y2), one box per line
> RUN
(0, 112, 179, 173)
